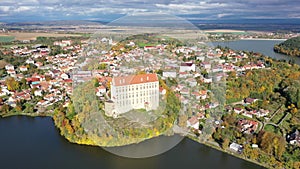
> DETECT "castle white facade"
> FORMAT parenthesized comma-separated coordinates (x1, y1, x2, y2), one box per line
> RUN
(106, 73, 159, 117)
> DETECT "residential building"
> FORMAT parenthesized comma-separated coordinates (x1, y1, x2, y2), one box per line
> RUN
(287, 130, 300, 145)
(180, 62, 195, 72)
(187, 116, 199, 130)
(162, 71, 177, 78)
(229, 142, 243, 152)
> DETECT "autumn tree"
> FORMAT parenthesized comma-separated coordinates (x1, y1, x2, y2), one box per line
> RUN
(258, 131, 286, 159)
(15, 101, 23, 112)
(0, 60, 8, 69)
(5, 77, 19, 91)
(222, 138, 230, 149)
(0, 104, 10, 114)
(20, 78, 29, 90)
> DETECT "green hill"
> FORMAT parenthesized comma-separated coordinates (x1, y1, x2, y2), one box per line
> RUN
(274, 36, 300, 57)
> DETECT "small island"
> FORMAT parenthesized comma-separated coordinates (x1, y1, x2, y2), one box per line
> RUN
(274, 36, 300, 57)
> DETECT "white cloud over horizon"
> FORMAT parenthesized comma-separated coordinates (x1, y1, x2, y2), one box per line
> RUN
(0, 0, 299, 22)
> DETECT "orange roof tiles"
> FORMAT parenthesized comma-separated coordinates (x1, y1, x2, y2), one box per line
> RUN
(113, 73, 158, 86)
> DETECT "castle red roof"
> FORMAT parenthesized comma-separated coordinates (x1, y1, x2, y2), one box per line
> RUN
(113, 73, 158, 86)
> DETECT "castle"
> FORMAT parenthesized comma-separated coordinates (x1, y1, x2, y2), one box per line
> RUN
(105, 73, 159, 117)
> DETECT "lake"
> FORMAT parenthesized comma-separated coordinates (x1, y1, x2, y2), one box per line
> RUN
(0, 116, 264, 169)
(213, 39, 300, 64)
(1, 39, 289, 169)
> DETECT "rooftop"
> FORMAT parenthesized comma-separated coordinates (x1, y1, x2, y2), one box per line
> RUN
(112, 73, 158, 86)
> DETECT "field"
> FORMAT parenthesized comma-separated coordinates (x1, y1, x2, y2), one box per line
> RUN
(0, 36, 15, 42)
(0, 32, 81, 41)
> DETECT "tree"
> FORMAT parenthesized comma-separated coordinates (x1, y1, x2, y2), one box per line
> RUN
(228, 71, 236, 79)
(98, 63, 107, 70)
(5, 77, 19, 91)
(20, 78, 29, 90)
(66, 103, 76, 120)
(252, 136, 257, 144)
(222, 138, 230, 149)
(259, 131, 286, 158)
(296, 89, 300, 108)
(178, 114, 188, 127)
(275, 136, 286, 160)
(294, 162, 300, 169)
(259, 131, 273, 154)
(24, 103, 34, 113)
(92, 78, 99, 87)
(0, 60, 8, 69)
(156, 69, 163, 76)
(15, 101, 23, 112)
(1, 104, 10, 114)
(45, 75, 52, 81)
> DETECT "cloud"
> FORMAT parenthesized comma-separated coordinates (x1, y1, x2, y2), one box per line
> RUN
(0, 0, 299, 22)
(217, 13, 233, 18)
(0, 6, 11, 12)
(14, 6, 35, 12)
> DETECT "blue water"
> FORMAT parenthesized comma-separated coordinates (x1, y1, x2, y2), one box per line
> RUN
(213, 39, 300, 64)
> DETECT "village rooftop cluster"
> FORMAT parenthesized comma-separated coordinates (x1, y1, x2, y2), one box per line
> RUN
(1, 35, 299, 151)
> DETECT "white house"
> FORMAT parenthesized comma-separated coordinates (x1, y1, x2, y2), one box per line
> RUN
(7, 70, 16, 76)
(19, 66, 28, 72)
(287, 130, 300, 145)
(60, 73, 69, 80)
(7, 97, 17, 107)
(229, 142, 243, 152)
(234, 107, 244, 114)
(5, 64, 14, 70)
(180, 62, 195, 72)
(0, 87, 10, 96)
(26, 58, 35, 64)
(159, 87, 167, 95)
(203, 78, 212, 83)
(96, 86, 106, 96)
(162, 71, 177, 78)
(201, 62, 211, 70)
(196, 56, 205, 61)
(186, 78, 197, 87)
(34, 90, 43, 97)
(53, 40, 72, 47)
(108, 73, 159, 117)
(187, 116, 199, 130)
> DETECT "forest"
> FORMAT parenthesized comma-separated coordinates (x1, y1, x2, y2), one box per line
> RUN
(274, 36, 300, 57)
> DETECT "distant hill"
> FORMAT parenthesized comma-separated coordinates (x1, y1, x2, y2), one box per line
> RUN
(274, 36, 300, 57)
(5, 20, 105, 27)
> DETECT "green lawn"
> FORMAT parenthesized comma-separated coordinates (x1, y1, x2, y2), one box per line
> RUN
(280, 113, 292, 131)
(264, 124, 282, 135)
(137, 42, 158, 48)
(0, 36, 15, 42)
(270, 111, 285, 124)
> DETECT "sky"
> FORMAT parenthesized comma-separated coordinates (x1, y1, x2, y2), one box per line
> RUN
(0, 0, 300, 22)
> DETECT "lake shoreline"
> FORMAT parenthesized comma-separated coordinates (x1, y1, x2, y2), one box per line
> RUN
(187, 135, 269, 169)
(0, 112, 268, 168)
(240, 38, 287, 41)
